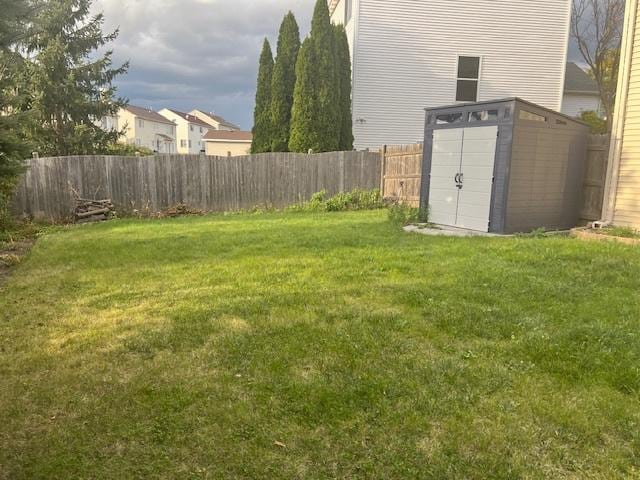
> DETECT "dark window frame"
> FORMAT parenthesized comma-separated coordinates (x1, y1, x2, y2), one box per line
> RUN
(456, 56, 481, 103)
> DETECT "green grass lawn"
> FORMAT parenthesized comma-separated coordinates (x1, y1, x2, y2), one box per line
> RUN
(1, 210, 639, 479)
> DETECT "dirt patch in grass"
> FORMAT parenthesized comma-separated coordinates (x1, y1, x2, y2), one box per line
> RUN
(572, 227, 640, 245)
(0, 239, 35, 286)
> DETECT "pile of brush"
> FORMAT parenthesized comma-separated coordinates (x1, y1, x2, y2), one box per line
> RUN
(74, 198, 115, 223)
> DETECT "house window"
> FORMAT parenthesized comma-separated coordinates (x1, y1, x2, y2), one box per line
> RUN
(456, 56, 481, 102)
(199, 127, 203, 133)
(180, 140, 187, 148)
(136, 139, 141, 146)
(138, 119, 144, 128)
(190, 125, 194, 132)
(345, 0, 353, 23)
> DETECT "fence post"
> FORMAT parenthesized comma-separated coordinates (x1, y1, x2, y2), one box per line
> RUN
(380, 145, 387, 197)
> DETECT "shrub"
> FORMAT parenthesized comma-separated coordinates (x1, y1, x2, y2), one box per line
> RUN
(579, 111, 607, 135)
(288, 189, 384, 213)
(387, 202, 429, 225)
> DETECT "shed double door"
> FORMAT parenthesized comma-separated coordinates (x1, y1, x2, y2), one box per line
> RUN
(428, 126, 498, 232)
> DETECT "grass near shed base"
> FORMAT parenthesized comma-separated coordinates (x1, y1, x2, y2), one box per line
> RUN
(1, 211, 639, 479)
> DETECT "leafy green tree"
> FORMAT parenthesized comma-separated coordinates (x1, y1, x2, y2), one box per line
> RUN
(580, 110, 608, 134)
(270, 12, 300, 152)
(25, 0, 128, 156)
(333, 24, 353, 151)
(251, 38, 274, 153)
(289, 38, 319, 152)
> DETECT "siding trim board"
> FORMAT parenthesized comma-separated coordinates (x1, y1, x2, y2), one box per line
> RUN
(603, 0, 640, 228)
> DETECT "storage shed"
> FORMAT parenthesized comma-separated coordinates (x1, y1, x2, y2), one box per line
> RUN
(420, 98, 589, 234)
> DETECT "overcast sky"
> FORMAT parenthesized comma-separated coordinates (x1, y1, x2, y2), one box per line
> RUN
(94, 0, 582, 131)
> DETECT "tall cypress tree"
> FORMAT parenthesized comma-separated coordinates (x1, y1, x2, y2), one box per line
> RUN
(251, 38, 274, 153)
(333, 24, 353, 151)
(289, 38, 318, 152)
(25, 0, 128, 156)
(289, 0, 340, 153)
(310, 0, 339, 152)
(270, 12, 300, 152)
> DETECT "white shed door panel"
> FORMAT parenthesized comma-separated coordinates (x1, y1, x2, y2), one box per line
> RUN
(428, 126, 497, 232)
(429, 129, 463, 226)
(456, 126, 498, 232)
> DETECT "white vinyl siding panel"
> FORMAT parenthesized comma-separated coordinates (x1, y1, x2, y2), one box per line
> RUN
(351, 0, 571, 149)
(561, 93, 601, 118)
(615, 5, 640, 228)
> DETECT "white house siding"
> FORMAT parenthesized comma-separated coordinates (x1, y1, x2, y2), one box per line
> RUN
(561, 93, 601, 118)
(349, 0, 571, 149)
(611, 1, 640, 228)
(158, 109, 208, 154)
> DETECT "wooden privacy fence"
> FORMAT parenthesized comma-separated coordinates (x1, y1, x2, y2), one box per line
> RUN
(580, 134, 610, 221)
(380, 144, 423, 207)
(381, 134, 611, 221)
(13, 151, 381, 220)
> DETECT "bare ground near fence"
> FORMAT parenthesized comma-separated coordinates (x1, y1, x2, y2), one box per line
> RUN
(13, 151, 381, 220)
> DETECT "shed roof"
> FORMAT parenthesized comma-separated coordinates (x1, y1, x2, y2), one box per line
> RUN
(564, 62, 599, 94)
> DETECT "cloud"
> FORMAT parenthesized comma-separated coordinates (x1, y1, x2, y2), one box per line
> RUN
(93, 0, 313, 130)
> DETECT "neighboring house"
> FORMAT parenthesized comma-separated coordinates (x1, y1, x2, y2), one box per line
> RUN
(562, 62, 602, 118)
(602, 0, 640, 229)
(328, 0, 572, 150)
(189, 110, 241, 132)
(103, 105, 177, 153)
(158, 109, 211, 154)
(202, 130, 253, 157)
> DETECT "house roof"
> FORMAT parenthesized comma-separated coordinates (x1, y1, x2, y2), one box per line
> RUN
(565, 62, 599, 94)
(192, 109, 241, 130)
(203, 130, 253, 142)
(124, 105, 176, 125)
(165, 109, 211, 128)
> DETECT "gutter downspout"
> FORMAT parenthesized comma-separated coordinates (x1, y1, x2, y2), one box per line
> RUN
(599, 0, 637, 226)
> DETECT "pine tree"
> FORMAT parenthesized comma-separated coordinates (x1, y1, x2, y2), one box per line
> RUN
(251, 38, 274, 153)
(333, 24, 354, 150)
(25, 0, 128, 156)
(289, 38, 319, 152)
(309, 0, 340, 152)
(0, 0, 33, 222)
(270, 12, 300, 152)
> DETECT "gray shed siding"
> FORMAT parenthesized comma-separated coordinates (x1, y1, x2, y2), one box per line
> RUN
(421, 98, 589, 234)
(505, 101, 589, 233)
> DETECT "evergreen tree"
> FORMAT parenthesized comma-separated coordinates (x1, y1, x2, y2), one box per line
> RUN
(251, 38, 274, 153)
(289, 0, 340, 153)
(0, 0, 33, 222)
(333, 24, 353, 151)
(309, 0, 339, 152)
(289, 38, 319, 152)
(25, 0, 128, 156)
(270, 12, 300, 152)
